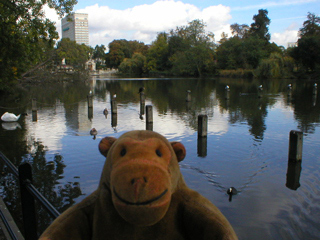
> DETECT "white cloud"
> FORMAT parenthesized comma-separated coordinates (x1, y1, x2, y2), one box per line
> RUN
(44, 0, 232, 47)
(271, 28, 299, 47)
(43, 5, 62, 36)
(43, 0, 303, 48)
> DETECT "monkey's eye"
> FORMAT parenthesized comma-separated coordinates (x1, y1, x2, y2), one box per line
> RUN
(120, 148, 127, 156)
(156, 149, 162, 157)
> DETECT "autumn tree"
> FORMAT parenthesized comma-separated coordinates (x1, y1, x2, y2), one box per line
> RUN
(105, 40, 148, 69)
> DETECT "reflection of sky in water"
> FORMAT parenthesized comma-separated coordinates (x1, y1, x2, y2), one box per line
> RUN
(8, 79, 319, 240)
(25, 105, 67, 152)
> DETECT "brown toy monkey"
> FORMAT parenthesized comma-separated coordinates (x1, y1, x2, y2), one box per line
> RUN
(40, 130, 238, 240)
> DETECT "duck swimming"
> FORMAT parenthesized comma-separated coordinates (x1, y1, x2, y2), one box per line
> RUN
(227, 187, 238, 202)
(90, 128, 98, 140)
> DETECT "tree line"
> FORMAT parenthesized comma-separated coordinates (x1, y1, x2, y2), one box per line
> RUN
(1, 0, 319, 93)
(106, 10, 320, 79)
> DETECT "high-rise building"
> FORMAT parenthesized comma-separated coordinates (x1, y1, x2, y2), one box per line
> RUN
(61, 13, 89, 45)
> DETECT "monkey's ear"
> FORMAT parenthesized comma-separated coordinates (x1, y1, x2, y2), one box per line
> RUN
(99, 137, 117, 157)
(171, 142, 186, 162)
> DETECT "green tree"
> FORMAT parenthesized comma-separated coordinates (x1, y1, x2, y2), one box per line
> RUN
(169, 19, 216, 76)
(119, 53, 147, 76)
(0, 0, 77, 91)
(56, 38, 91, 68)
(299, 12, 320, 37)
(230, 23, 249, 38)
(147, 32, 169, 72)
(255, 52, 291, 78)
(216, 35, 271, 70)
(93, 45, 106, 60)
(216, 36, 243, 69)
(249, 9, 271, 41)
(216, 9, 281, 72)
(290, 13, 320, 73)
(293, 36, 320, 72)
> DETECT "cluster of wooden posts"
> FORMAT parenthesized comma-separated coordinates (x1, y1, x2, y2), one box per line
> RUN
(224, 83, 318, 103)
(88, 90, 305, 163)
(33, 90, 305, 189)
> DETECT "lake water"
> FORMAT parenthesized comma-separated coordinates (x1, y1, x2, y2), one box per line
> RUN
(0, 77, 319, 239)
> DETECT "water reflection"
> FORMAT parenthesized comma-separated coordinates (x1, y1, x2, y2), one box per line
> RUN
(286, 161, 302, 190)
(2, 122, 21, 130)
(0, 78, 319, 239)
(0, 140, 83, 235)
(197, 136, 207, 157)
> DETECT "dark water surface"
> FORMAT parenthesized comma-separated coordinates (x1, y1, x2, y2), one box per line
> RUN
(0, 77, 319, 239)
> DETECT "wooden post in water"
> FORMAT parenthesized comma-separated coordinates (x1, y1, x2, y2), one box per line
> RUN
(197, 136, 207, 157)
(186, 90, 191, 102)
(287, 84, 292, 97)
(111, 98, 117, 115)
(88, 107, 93, 120)
(313, 83, 317, 95)
(87, 94, 93, 108)
(258, 85, 263, 98)
(146, 105, 153, 131)
(198, 115, 208, 137)
(140, 92, 145, 116)
(32, 98, 37, 121)
(111, 113, 117, 132)
(286, 161, 302, 190)
(225, 85, 230, 100)
(288, 130, 303, 161)
(312, 84, 317, 106)
(140, 92, 145, 104)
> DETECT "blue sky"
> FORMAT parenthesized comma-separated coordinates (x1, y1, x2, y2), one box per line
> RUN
(45, 0, 320, 48)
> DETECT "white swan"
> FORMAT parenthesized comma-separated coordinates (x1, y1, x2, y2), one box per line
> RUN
(1, 112, 22, 122)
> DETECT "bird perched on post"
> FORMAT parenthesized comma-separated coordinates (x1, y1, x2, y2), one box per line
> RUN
(139, 87, 145, 93)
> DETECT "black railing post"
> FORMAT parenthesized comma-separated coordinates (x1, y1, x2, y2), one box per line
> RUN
(19, 162, 38, 240)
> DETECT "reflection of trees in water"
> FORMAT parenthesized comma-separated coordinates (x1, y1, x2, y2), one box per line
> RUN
(0, 140, 82, 236)
(96, 79, 320, 139)
(291, 83, 320, 134)
(99, 79, 270, 139)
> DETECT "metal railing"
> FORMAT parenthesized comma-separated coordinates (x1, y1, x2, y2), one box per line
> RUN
(0, 151, 60, 240)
